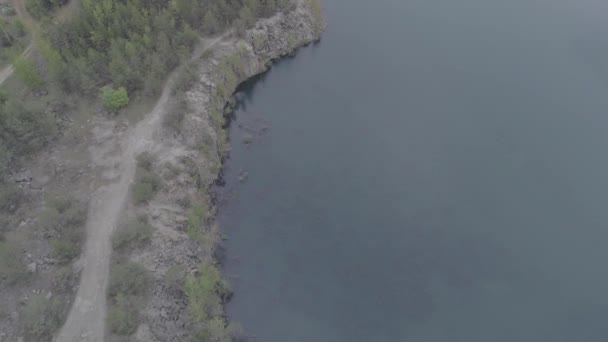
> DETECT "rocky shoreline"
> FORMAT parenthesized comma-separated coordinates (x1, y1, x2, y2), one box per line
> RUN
(129, 1, 324, 340)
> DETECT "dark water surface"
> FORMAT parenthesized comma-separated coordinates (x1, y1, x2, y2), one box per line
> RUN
(218, 0, 608, 340)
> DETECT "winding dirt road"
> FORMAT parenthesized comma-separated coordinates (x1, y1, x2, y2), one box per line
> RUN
(55, 35, 226, 342)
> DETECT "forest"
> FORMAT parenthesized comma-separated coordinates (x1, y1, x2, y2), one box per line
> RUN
(41, 0, 290, 95)
(0, 0, 290, 184)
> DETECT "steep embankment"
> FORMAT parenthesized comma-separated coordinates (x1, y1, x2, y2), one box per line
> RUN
(130, 2, 323, 341)
(55, 0, 322, 341)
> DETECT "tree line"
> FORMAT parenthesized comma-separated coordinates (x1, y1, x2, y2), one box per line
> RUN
(40, 0, 291, 97)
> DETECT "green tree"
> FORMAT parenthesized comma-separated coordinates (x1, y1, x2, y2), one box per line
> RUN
(101, 86, 129, 113)
(13, 57, 44, 89)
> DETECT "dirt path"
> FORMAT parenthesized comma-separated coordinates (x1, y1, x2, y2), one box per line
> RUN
(55, 35, 227, 342)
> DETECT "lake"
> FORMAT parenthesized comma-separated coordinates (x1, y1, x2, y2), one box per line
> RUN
(217, 0, 608, 340)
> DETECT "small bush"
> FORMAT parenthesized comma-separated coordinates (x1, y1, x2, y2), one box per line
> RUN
(51, 265, 74, 289)
(173, 62, 199, 95)
(101, 86, 129, 113)
(186, 200, 210, 243)
(0, 99, 57, 154)
(0, 239, 25, 284)
(22, 295, 64, 340)
(185, 262, 231, 323)
(108, 261, 151, 298)
(112, 218, 153, 251)
(138, 169, 162, 192)
(108, 293, 139, 335)
(47, 195, 73, 213)
(13, 56, 44, 90)
(164, 265, 186, 292)
(195, 317, 242, 342)
(164, 96, 188, 131)
(132, 168, 162, 204)
(42, 195, 87, 231)
(50, 239, 80, 264)
(41, 196, 86, 264)
(132, 182, 154, 204)
(136, 152, 155, 172)
(0, 182, 21, 213)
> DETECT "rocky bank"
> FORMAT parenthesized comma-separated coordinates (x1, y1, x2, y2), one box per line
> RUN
(128, 1, 323, 341)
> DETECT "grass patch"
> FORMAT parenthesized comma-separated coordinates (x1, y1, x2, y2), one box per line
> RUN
(164, 96, 188, 132)
(132, 152, 162, 204)
(172, 62, 199, 95)
(41, 195, 87, 264)
(186, 199, 218, 251)
(0, 181, 22, 214)
(22, 295, 64, 341)
(132, 171, 162, 204)
(108, 260, 151, 298)
(107, 259, 151, 337)
(164, 264, 186, 293)
(186, 262, 240, 341)
(50, 239, 80, 264)
(112, 217, 153, 251)
(136, 151, 155, 172)
(0, 238, 26, 285)
(108, 293, 139, 335)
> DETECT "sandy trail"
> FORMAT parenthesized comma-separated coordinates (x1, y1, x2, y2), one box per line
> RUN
(55, 35, 226, 342)
(0, 43, 33, 86)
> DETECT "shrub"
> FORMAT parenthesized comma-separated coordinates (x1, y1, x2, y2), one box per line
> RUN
(0, 98, 57, 154)
(139, 169, 162, 189)
(132, 168, 162, 204)
(40, 196, 86, 264)
(108, 293, 139, 335)
(50, 239, 80, 264)
(195, 317, 242, 342)
(132, 182, 154, 204)
(101, 86, 129, 113)
(0, 182, 21, 213)
(173, 62, 198, 95)
(42, 195, 87, 232)
(185, 262, 231, 323)
(13, 56, 44, 90)
(133, 167, 162, 204)
(164, 265, 186, 292)
(308, 0, 324, 36)
(12, 19, 25, 37)
(112, 218, 153, 251)
(22, 295, 64, 340)
(164, 96, 188, 131)
(186, 200, 211, 245)
(108, 261, 151, 298)
(136, 152, 155, 172)
(47, 195, 72, 213)
(0, 239, 25, 284)
(51, 265, 74, 289)
(25, 0, 67, 18)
